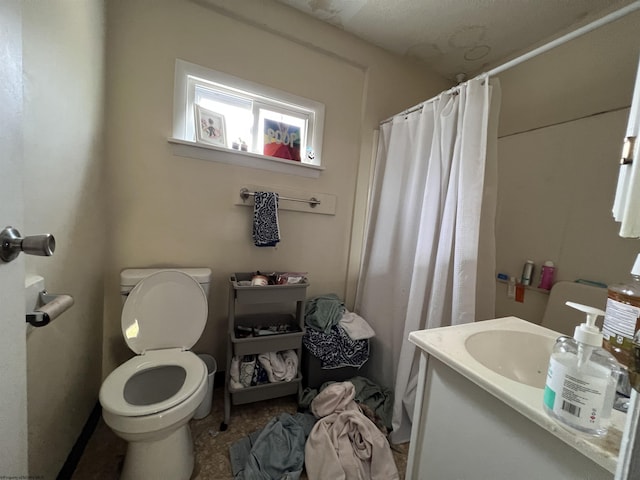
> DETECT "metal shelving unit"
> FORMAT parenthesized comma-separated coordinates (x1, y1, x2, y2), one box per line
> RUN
(221, 273, 308, 430)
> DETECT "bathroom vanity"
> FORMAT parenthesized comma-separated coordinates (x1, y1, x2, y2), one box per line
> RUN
(406, 317, 625, 479)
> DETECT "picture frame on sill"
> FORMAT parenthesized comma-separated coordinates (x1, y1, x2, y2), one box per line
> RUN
(194, 104, 227, 147)
(263, 119, 301, 161)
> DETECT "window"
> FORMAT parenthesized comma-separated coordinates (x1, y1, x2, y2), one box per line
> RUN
(172, 59, 324, 171)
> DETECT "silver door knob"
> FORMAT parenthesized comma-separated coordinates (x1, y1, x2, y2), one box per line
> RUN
(0, 226, 55, 263)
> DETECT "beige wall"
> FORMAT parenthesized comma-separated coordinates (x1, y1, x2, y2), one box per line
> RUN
(22, 1, 106, 478)
(494, 10, 640, 323)
(103, 0, 449, 375)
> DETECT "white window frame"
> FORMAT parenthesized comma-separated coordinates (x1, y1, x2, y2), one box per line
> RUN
(170, 59, 325, 176)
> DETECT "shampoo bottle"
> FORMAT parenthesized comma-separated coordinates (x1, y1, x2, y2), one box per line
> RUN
(543, 302, 621, 436)
(538, 261, 555, 290)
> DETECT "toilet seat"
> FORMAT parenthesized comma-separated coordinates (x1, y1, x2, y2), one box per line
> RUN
(100, 348, 206, 417)
(121, 270, 208, 354)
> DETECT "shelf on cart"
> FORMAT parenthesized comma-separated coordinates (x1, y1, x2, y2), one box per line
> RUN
(231, 313, 305, 356)
(228, 375, 302, 405)
(230, 273, 309, 303)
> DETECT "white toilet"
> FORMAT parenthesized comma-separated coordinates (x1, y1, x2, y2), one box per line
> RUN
(99, 268, 212, 480)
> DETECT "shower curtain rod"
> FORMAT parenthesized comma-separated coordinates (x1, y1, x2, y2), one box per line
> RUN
(381, 1, 640, 125)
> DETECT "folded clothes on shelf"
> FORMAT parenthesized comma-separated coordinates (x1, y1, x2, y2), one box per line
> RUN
(230, 350, 299, 388)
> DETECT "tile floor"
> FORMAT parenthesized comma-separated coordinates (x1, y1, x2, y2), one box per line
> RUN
(72, 392, 408, 479)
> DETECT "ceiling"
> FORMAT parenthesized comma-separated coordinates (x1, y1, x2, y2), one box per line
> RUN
(274, 0, 638, 80)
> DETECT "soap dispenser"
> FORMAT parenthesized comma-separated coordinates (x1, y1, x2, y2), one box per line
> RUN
(543, 302, 621, 436)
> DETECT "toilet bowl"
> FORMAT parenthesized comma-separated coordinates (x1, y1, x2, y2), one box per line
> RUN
(99, 268, 211, 480)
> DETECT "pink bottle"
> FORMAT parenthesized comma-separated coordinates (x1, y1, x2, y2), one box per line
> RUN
(538, 261, 555, 290)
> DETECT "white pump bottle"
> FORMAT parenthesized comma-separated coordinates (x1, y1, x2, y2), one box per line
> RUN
(543, 301, 621, 436)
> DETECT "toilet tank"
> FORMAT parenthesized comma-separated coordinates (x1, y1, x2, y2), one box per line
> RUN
(120, 268, 212, 300)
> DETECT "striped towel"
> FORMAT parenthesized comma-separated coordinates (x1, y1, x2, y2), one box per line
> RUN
(252, 192, 280, 247)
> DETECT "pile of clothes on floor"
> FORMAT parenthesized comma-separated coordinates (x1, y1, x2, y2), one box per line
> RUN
(229, 350, 298, 388)
(229, 376, 397, 480)
(303, 294, 375, 369)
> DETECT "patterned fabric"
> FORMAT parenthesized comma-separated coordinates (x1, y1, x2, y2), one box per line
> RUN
(239, 355, 256, 387)
(251, 360, 269, 386)
(252, 192, 280, 247)
(303, 325, 369, 369)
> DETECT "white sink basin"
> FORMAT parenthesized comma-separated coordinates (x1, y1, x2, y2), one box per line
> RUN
(465, 330, 556, 388)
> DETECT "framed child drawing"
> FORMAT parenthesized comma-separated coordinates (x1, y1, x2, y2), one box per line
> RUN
(194, 105, 227, 147)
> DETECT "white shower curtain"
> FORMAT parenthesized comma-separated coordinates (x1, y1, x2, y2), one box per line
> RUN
(356, 76, 501, 444)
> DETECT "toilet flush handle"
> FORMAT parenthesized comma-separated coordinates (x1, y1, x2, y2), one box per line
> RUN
(0, 226, 55, 263)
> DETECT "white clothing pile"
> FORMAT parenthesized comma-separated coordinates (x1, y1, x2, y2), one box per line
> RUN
(339, 311, 376, 340)
(258, 350, 297, 383)
(230, 349, 298, 389)
(305, 382, 399, 480)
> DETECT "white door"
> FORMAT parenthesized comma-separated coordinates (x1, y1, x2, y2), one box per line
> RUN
(0, 1, 28, 475)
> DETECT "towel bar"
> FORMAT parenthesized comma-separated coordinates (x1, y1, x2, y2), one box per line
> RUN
(240, 188, 320, 207)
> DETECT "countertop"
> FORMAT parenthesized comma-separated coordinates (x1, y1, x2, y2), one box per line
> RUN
(408, 316, 626, 474)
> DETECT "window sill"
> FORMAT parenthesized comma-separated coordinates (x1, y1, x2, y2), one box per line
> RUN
(168, 138, 324, 178)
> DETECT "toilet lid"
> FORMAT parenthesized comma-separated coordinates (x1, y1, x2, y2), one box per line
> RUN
(122, 270, 208, 354)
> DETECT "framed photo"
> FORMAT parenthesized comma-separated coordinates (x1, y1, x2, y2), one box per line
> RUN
(194, 105, 227, 147)
(263, 119, 301, 161)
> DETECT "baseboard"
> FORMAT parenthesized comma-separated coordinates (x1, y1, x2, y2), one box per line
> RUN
(57, 402, 101, 480)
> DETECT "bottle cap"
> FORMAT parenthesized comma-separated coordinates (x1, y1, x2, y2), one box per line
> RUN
(631, 253, 640, 276)
(543, 260, 554, 267)
(566, 301, 605, 347)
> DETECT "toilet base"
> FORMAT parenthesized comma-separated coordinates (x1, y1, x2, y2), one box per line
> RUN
(120, 423, 194, 480)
